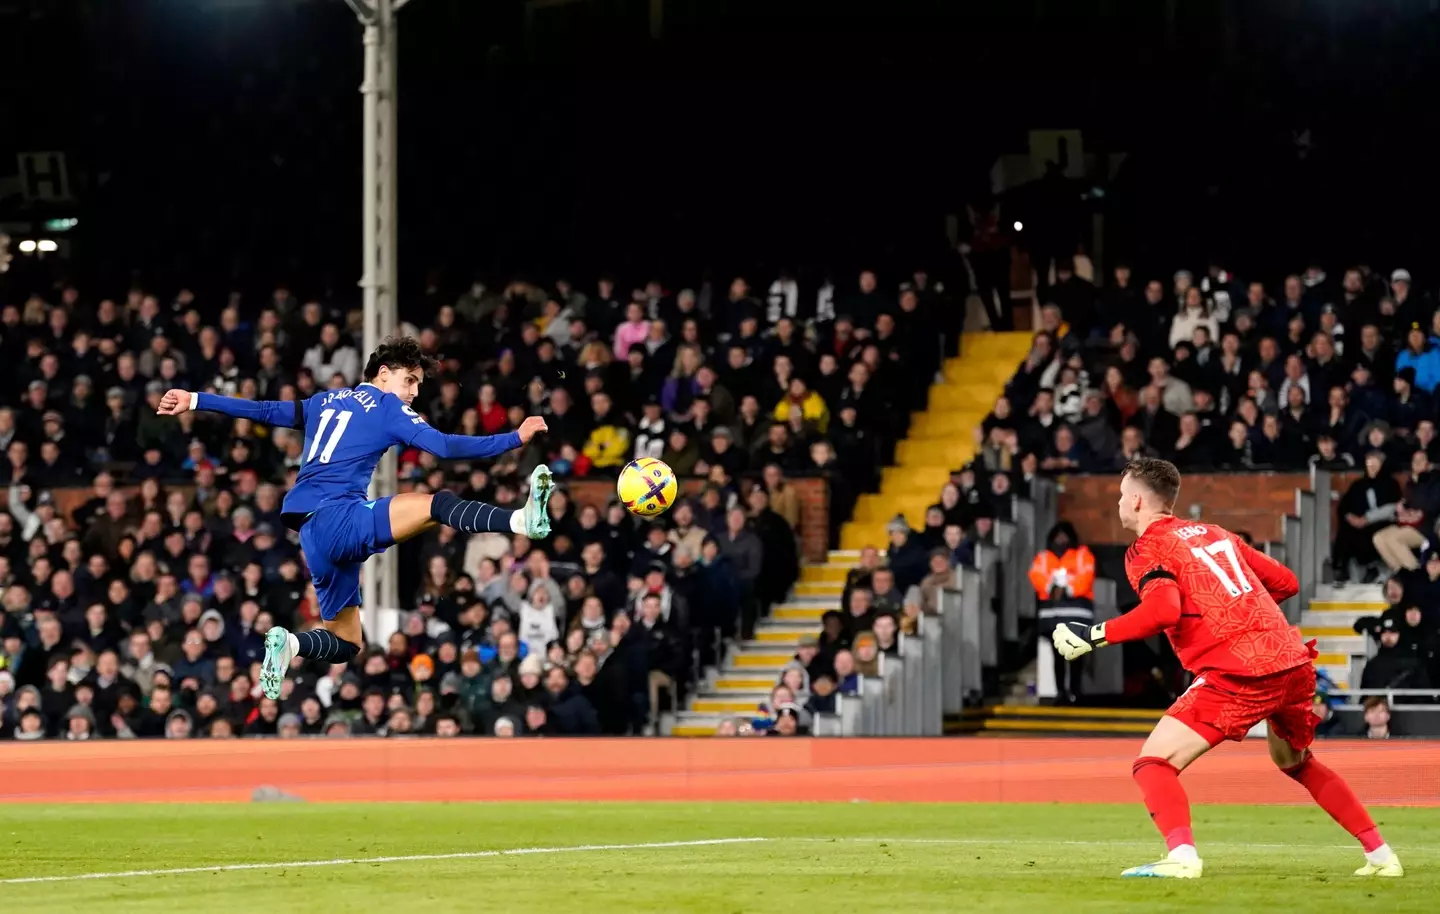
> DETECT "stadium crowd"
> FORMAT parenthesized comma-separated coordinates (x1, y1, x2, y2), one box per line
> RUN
(987, 260, 1440, 482)
(0, 268, 954, 739)
(968, 256, 1440, 703)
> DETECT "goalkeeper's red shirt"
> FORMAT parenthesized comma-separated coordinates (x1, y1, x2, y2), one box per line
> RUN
(1122, 515, 1311, 678)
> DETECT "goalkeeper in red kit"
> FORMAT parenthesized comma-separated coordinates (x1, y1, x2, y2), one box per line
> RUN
(1052, 457, 1404, 879)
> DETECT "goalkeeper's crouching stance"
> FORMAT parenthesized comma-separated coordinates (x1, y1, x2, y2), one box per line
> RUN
(1048, 459, 1403, 879)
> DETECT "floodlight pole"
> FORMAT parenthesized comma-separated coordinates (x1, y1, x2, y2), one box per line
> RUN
(351, 0, 412, 630)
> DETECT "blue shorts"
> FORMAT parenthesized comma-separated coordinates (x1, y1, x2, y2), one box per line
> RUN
(298, 497, 396, 621)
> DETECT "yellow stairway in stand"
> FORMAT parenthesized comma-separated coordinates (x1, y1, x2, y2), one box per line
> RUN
(671, 550, 860, 736)
(840, 332, 1035, 551)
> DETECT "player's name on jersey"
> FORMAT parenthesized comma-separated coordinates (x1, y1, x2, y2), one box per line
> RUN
(1172, 525, 1210, 540)
(321, 387, 380, 412)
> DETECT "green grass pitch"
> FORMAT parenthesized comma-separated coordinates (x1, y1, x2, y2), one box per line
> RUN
(1, 803, 1433, 912)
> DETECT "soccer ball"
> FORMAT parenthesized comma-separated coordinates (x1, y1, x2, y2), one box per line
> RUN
(617, 457, 678, 518)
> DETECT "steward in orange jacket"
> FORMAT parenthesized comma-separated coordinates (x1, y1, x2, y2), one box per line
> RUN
(1027, 521, 1095, 703)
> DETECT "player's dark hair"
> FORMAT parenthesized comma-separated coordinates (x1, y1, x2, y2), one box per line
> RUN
(1123, 456, 1181, 509)
(363, 335, 439, 382)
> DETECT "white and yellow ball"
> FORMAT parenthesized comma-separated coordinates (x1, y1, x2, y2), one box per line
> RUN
(617, 457, 678, 518)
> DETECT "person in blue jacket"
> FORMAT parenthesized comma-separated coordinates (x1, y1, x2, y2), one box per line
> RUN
(1394, 324, 1440, 394)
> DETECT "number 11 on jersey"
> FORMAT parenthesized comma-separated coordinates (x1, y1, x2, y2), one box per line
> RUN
(307, 408, 354, 464)
(1190, 539, 1253, 598)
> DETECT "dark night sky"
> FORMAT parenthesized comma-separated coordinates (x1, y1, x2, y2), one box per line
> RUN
(5, 0, 1440, 310)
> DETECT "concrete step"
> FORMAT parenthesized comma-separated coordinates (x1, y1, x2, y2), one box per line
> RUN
(690, 694, 770, 714)
(756, 618, 824, 631)
(739, 639, 808, 653)
(774, 605, 830, 621)
(961, 330, 1037, 349)
(730, 651, 796, 668)
(908, 410, 990, 436)
(1301, 609, 1374, 628)
(720, 664, 788, 681)
(794, 581, 844, 598)
(879, 464, 957, 483)
(841, 524, 895, 552)
(1309, 600, 1388, 612)
(942, 362, 1017, 386)
(895, 438, 975, 468)
(671, 712, 729, 736)
(1313, 583, 1385, 602)
(927, 386, 1002, 412)
(800, 564, 851, 583)
(1311, 636, 1367, 655)
(713, 676, 778, 692)
(752, 627, 819, 644)
(852, 493, 933, 525)
(1301, 625, 1365, 638)
(874, 477, 962, 500)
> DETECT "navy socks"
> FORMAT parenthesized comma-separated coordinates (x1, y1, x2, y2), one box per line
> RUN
(295, 628, 360, 663)
(430, 489, 517, 533)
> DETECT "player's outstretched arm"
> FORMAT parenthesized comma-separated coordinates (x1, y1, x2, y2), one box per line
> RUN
(386, 400, 546, 459)
(1237, 539, 1299, 603)
(156, 389, 300, 428)
(1052, 576, 1181, 660)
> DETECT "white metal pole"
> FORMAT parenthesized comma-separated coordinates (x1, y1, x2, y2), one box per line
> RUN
(354, 0, 417, 628)
(376, 0, 400, 613)
(360, 17, 382, 625)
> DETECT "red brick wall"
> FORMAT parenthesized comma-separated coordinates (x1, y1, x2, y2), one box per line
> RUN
(565, 477, 830, 564)
(1057, 473, 1309, 544)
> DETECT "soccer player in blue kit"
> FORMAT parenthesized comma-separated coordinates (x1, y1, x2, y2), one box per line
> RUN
(156, 336, 552, 700)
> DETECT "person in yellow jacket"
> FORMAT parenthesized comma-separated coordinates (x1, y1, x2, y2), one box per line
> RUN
(1027, 520, 1095, 705)
(772, 377, 830, 435)
(581, 392, 632, 473)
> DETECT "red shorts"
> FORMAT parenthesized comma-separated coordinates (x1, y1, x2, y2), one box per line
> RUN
(1165, 663, 1318, 751)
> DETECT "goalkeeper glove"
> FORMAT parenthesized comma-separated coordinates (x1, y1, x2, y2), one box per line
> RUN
(1051, 621, 1108, 660)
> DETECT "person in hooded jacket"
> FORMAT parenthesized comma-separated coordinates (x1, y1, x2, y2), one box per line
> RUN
(777, 660, 812, 708)
(1027, 520, 1095, 705)
(1333, 450, 1402, 582)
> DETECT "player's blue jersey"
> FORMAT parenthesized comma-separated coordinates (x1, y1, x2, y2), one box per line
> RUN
(285, 384, 414, 516)
(194, 383, 522, 524)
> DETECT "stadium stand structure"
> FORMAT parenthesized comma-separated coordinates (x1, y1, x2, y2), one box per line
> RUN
(670, 334, 1034, 735)
(843, 333, 1036, 549)
(1305, 582, 1385, 688)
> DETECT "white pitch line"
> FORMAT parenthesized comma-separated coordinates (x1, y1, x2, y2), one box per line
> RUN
(0, 837, 769, 886)
(803, 837, 1437, 852)
(7, 834, 1430, 885)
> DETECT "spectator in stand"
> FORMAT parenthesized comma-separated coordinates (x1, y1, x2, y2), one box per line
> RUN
(1028, 521, 1096, 705)
(1359, 617, 1430, 690)
(1372, 452, 1440, 572)
(1358, 696, 1398, 739)
(1334, 452, 1402, 583)
(1385, 602, 1440, 684)
(1395, 324, 1440, 395)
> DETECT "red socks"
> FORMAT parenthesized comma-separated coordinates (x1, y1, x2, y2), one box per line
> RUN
(1283, 754, 1384, 852)
(1131, 752, 1384, 856)
(1132, 757, 1194, 850)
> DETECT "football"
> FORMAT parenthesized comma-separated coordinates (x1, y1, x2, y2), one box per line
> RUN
(617, 457, 678, 517)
